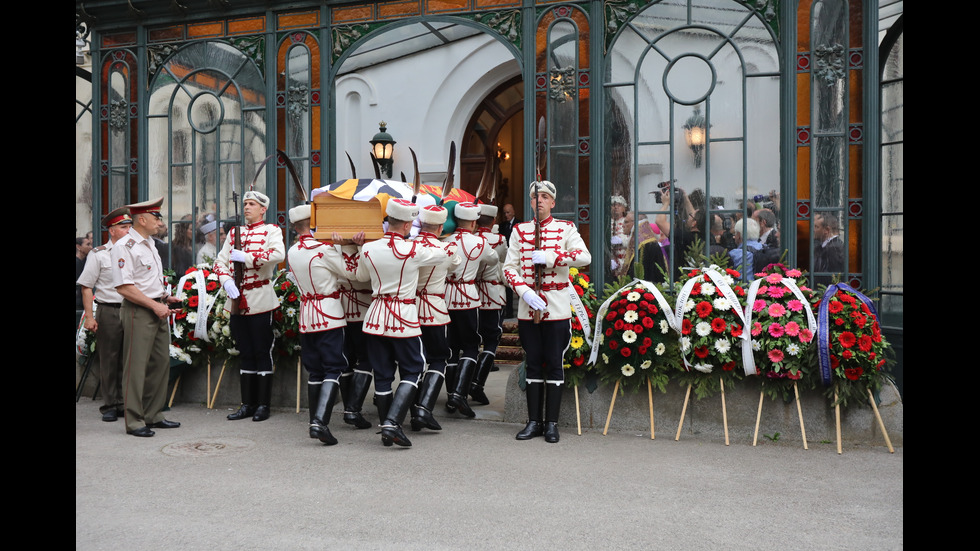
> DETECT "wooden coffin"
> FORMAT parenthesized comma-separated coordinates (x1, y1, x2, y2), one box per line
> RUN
(311, 193, 385, 241)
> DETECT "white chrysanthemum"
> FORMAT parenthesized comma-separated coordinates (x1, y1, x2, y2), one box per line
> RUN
(627, 291, 641, 302)
(624, 310, 639, 323)
(660, 320, 670, 334)
(680, 337, 691, 352)
(640, 360, 652, 370)
(684, 299, 695, 313)
(787, 343, 801, 356)
(693, 363, 713, 373)
(187, 312, 198, 325)
(701, 283, 715, 296)
(228, 347, 240, 356)
(207, 272, 218, 280)
(712, 297, 731, 311)
(622, 330, 637, 344)
(285, 307, 297, 318)
(172, 324, 183, 339)
(714, 339, 731, 354)
(655, 343, 666, 356)
(621, 364, 636, 377)
(696, 321, 712, 337)
(602, 353, 609, 365)
(722, 275, 734, 286)
(751, 340, 761, 351)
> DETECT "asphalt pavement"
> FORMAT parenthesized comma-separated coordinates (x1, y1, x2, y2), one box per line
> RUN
(76, 374, 903, 551)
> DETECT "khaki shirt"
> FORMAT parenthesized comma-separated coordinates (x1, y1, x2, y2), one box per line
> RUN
(78, 241, 124, 304)
(111, 228, 167, 299)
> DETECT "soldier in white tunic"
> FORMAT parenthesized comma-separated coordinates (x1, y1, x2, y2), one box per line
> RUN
(286, 204, 364, 445)
(355, 198, 453, 447)
(409, 205, 461, 432)
(443, 202, 498, 418)
(471, 203, 508, 405)
(213, 190, 286, 422)
(503, 181, 592, 443)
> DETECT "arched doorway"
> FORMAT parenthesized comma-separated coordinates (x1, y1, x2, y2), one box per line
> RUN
(460, 75, 524, 217)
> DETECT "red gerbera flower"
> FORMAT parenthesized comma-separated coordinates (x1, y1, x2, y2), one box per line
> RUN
(682, 319, 692, 335)
(694, 346, 710, 359)
(695, 301, 713, 318)
(621, 347, 632, 358)
(711, 318, 727, 334)
(838, 331, 856, 348)
(188, 296, 199, 308)
(828, 300, 844, 314)
(844, 367, 863, 380)
(858, 335, 873, 352)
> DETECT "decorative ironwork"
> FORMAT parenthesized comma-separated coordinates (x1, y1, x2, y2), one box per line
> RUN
(109, 99, 129, 131)
(603, 0, 640, 52)
(231, 36, 265, 78)
(148, 44, 181, 77)
(814, 43, 846, 85)
(287, 84, 309, 124)
(549, 66, 576, 102)
(472, 10, 521, 50)
(332, 24, 372, 62)
(168, 1, 189, 16)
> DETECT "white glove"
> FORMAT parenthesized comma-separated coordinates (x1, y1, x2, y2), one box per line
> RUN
(610, 259, 619, 271)
(521, 290, 547, 312)
(230, 249, 248, 264)
(223, 279, 241, 299)
(531, 250, 547, 266)
(610, 236, 623, 246)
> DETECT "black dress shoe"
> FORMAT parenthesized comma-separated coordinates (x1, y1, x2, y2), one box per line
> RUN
(127, 426, 155, 437)
(380, 424, 412, 447)
(544, 422, 560, 443)
(515, 420, 544, 440)
(147, 419, 181, 429)
(102, 410, 118, 422)
(252, 405, 271, 422)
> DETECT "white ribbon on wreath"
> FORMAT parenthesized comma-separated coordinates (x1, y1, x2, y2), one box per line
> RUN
(741, 276, 818, 376)
(173, 269, 217, 343)
(587, 278, 677, 366)
(568, 285, 593, 347)
(673, 265, 749, 372)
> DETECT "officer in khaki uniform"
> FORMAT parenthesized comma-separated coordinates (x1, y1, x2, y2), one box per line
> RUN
(213, 190, 286, 422)
(77, 206, 132, 422)
(112, 197, 182, 437)
(503, 181, 591, 443)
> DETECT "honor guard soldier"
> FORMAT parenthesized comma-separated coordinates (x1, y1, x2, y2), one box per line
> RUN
(471, 203, 508, 405)
(112, 197, 182, 437)
(503, 181, 591, 443)
(286, 204, 364, 445)
(338, 261, 375, 430)
(214, 190, 286, 422)
(77, 206, 133, 422)
(355, 198, 453, 447)
(444, 201, 499, 418)
(409, 205, 461, 432)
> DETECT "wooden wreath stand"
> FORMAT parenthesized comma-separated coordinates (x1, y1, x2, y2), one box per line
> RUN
(752, 381, 808, 449)
(574, 385, 582, 435)
(674, 378, 730, 445)
(832, 385, 894, 454)
(602, 379, 656, 440)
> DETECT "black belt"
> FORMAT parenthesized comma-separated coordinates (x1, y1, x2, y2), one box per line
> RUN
(95, 302, 121, 308)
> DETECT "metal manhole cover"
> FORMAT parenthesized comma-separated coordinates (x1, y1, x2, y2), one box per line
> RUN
(162, 437, 255, 457)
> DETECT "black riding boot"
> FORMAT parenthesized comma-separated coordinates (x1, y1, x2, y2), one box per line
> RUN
(252, 374, 272, 422)
(380, 382, 418, 447)
(516, 382, 545, 440)
(374, 392, 393, 429)
(227, 373, 257, 420)
(447, 358, 477, 418)
(410, 371, 444, 432)
(443, 363, 458, 413)
(544, 383, 563, 443)
(310, 381, 339, 445)
(307, 382, 322, 437)
(343, 371, 374, 429)
(469, 351, 495, 405)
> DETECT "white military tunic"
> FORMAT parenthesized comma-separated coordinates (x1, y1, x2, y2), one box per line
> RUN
(476, 226, 507, 310)
(445, 229, 498, 311)
(415, 231, 461, 326)
(214, 221, 286, 315)
(503, 216, 592, 321)
(287, 235, 356, 333)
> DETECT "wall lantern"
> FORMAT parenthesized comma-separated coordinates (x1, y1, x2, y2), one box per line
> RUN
(369, 121, 396, 178)
(496, 142, 510, 164)
(683, 105, 709, 168)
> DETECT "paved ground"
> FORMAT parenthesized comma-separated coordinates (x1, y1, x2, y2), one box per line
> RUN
(76, 366, 903, 550)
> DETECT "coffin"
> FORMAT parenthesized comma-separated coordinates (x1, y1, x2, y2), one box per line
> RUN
(311, 193, 385, 241)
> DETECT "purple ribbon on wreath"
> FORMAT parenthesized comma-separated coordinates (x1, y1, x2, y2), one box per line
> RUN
(816, 283, 880, 386)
